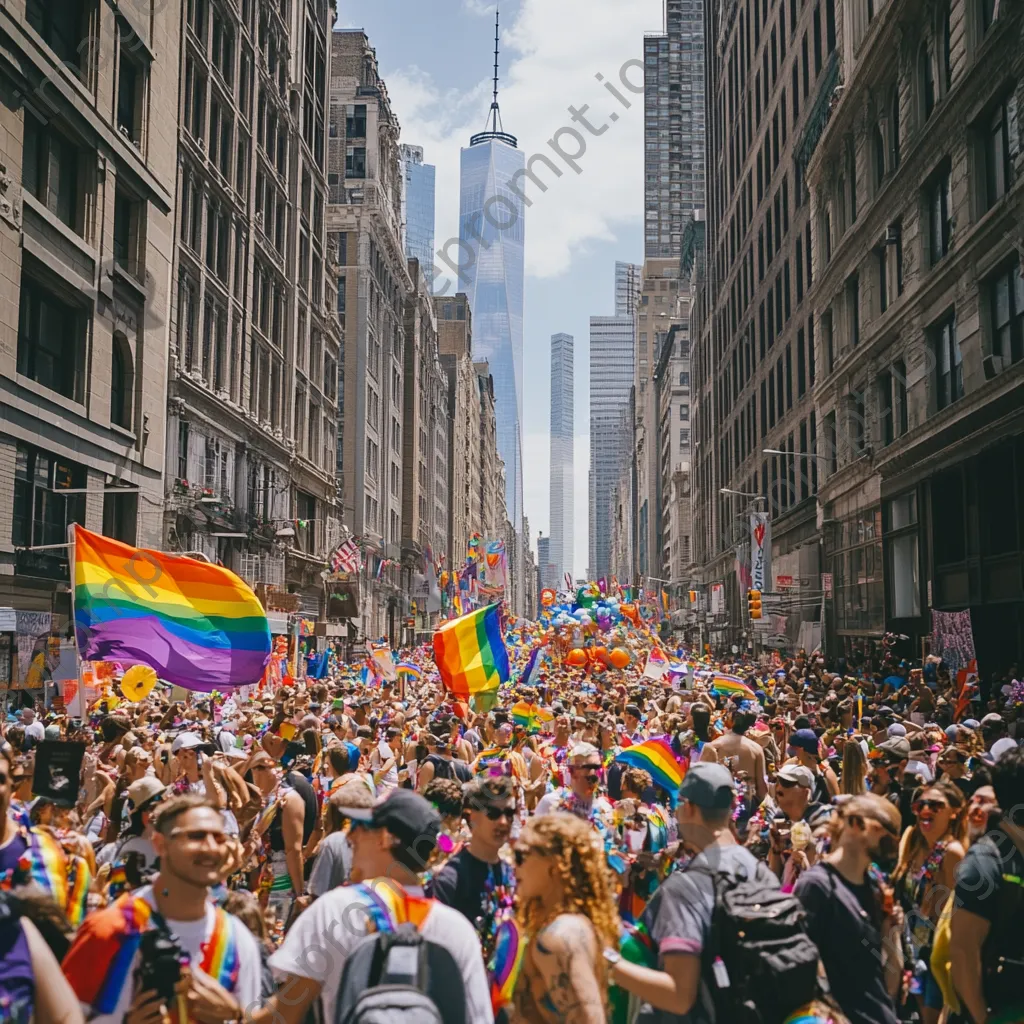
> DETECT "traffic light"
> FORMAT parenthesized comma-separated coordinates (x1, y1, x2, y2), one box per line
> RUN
(747, 589, 763, 619)
(689, 590, 697, 603)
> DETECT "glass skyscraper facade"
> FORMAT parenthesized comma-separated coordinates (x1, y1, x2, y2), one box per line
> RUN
(458, 137, 526, 530)
(549, 333, 574, 585)
(401, 144, 436, 284)
(589, 265, 639, 577)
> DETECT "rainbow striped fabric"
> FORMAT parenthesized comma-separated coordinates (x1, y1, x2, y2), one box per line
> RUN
(615, 738, 687, 807)
(510, 700, 553, 734)
(396, 660, 423, 681)
(489, 918, 525, 1014)
(432, 604, 509, 704)
(72, 525, 271, 692)
(710, 674, 757, 700)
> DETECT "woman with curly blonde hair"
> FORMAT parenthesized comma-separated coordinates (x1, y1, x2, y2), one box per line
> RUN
(512, 811, 618, 1023)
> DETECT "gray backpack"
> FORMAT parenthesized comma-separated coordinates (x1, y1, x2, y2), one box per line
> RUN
(334, 922, 467, 1024)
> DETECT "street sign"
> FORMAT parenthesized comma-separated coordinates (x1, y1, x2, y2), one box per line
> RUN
(776, 575, 794, 589)
(821, 573, 833, 596)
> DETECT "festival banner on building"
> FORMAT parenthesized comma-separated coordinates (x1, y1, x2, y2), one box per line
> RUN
(750, 512, 771, 592)
(710, 583, 725, 616)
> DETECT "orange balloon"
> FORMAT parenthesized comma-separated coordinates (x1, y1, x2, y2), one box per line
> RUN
(565, 648, 587, 667)
(609, 648, 631, 669)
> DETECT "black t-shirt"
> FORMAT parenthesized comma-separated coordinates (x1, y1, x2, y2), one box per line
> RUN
(794, 864, 899, 1024)
(430, 847, 505, 927)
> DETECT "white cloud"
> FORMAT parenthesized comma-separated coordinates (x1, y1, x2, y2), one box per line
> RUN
(461, 0, 497, 13)
(384, 0, 661, 282)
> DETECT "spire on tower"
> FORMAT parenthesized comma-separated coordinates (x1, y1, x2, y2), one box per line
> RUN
(470, 4, 518, 148)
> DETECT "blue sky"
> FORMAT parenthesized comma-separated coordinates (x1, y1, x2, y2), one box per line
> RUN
(340, 0, 663, 576)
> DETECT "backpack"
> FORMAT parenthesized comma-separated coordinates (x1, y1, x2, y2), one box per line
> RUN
(333, 922, 467, 1024)
(689, 859, 821, 1024)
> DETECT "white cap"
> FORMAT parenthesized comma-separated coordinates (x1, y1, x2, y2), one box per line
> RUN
(171, 732, 204, 753)
(887, 723, 907, 738)
(989, 737, 1018, 763)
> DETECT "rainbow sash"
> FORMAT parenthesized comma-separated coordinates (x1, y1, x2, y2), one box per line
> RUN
(350, 879, 434, 933)
(0, 828, 90, 927)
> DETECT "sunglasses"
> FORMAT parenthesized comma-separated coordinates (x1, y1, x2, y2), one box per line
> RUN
(169, 828, 228, 844)
(914, 799, 949, 814)
(483, 806, 516, 822)
(571, 763, 602, 772)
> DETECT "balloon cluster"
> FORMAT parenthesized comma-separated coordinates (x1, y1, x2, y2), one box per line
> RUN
(540, 589, 642, 633)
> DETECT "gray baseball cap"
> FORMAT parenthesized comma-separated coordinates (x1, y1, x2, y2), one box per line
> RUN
(677, 762, 736, 811)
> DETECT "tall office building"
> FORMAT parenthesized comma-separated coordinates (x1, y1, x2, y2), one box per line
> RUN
(401, 145, 436, 285)
(615, 262, 642, 317)
(549, 334, 574, 585)
(590, 266, 638, 579)
(644, 0, 706, 258)
(458, 11, 526, 534)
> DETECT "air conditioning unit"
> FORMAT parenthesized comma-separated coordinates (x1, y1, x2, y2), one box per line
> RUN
(983, 353, 1005, 380)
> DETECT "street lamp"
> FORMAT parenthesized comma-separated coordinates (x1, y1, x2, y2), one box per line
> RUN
(762, 448, 830, 460)
(719, 487, 766, 504)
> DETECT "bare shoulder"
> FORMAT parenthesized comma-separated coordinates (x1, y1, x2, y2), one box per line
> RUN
(534, 913, 598, 958)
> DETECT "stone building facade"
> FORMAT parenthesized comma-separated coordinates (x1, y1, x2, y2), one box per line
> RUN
(0, 0, 176, 657)
(329, 30, 410, 643)
(165, 0, 340, 624)
(808, 0, 1024, 667)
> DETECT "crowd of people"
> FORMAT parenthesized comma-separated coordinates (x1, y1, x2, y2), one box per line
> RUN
(0, 635, 1022, 1024)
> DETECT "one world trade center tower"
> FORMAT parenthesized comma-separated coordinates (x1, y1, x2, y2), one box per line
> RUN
(458, 10, 525, 531)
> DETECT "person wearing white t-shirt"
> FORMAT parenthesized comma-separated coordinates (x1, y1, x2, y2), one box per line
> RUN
(262, 789, 494, 1024)
(62, 796, 262, 1024)
(369, 726, 403, 791)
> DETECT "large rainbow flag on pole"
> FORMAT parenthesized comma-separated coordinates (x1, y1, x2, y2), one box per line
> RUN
(433, 604, 509, 707)
(72, 525, 271, 692)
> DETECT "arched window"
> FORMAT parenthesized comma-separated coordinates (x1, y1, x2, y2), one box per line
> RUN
(890, 87, 901, 170)
(111, 335, 133, 429)
(873, 124, 887, 185)
(920, 42, 935, 120)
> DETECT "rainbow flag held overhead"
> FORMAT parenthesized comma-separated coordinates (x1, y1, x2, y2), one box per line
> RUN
(510, 701, 553, 734)
(72, 525, 270, 692)
(432, 604, 509, 705)
(710, 674, 757, 700)
(396, 660, 422, 682)
(615, 737, 687, 807)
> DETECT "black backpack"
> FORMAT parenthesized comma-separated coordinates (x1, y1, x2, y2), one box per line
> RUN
(689, 860, 821, 1024)
(334, 922, 466, 1024)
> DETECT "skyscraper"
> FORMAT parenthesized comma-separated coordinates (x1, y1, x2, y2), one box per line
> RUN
(590, 264, 639, 579)
(458, 11, 526, 534)
(549, 333, 574, 585)
(401, 145, 436, 284)
(644, 0, 705, 258)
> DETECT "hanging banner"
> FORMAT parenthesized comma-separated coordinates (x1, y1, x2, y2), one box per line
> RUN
(710, 584, 724, 616)
(750, 512, 771, 592)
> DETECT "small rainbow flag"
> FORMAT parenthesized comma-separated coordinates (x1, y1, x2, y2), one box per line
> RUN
(710, 674, 756, 700)
(489, 918, 525, 1013)
(433, 604, 509, 704)
(72, 525, 270, 692)
(510, 701, 553, 734)
(396, 661, 422, 682)
(642, 647, 670, 680)
(615, 738, 687, 807)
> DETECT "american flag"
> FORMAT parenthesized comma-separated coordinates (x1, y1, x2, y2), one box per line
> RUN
(330, 538, 361, 574)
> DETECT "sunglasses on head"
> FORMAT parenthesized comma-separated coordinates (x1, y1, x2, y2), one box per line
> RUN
(914, 798, 949, 814)
(482, 806, 516, 822)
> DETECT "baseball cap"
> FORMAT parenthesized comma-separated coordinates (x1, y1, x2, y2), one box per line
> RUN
(127, 777, 166, 810)
(625, 704, 642, 718)
(981, 712, 1004, 726)
(171, 732, 213, 754)
(677, 762, 736, 810)
(777, 764, 815, 788)
(341, 789, 441, 858)
(887, 723, 908, 738)
(787, 728, 820, 755)
(986, 737, 1019, 764)
(876, 736, 911, 762)
(330, 777, 375, 811)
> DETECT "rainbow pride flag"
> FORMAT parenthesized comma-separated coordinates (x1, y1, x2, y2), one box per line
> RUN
(510, 701, 553, 734)
(72, 525, 270, 692)
(396, 660, 423, 682)
(642, 646, 670, 680)
(710, 674, 756, 700)
(616, 738, 687, 807)
(432, 604, 509, 704)
(489, 918, 525, 1014)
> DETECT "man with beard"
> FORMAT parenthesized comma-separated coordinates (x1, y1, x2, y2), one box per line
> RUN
(534, 743, 613, 827)
(794, 794, 904, 1023)
(63, 795, 262, 1023)
(431, 776, 517, 955)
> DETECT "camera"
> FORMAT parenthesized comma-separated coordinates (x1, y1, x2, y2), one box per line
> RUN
(136, 927, 184, 1003)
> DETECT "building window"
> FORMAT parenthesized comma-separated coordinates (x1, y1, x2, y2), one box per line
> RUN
(823, 308, 835, 374)
(25, 0, 86, 66)
(988, 261, 1024, 366)
(926, 165, 952, 265)
(113, 185, 144, 280)
(346, 104, 367, 138)
(117, 34, 146, 149)
(933, 311, 963, 410)
(941, 8, 952, 91)
(876, 245, 888, 313)
(21, 113, 81, 233)
(983, 94, 1017, 210)
(890, 221, 904, 295)
(110, 335, 133, 429)
(884, 492, 921, 618)
(846, 272, 860, 347)
(177, 419, 190, 480)
(920, 43, 935, 120)
(345, 146, 366, 178)
(890, 88, 901, 171)
(824, 409, 838, 474)
(13, 444, 86, 549)
(17, 272, 83, 401)
(980, 0, 996, 33)
(873, 124, 886, 187)
(849, 388, 866, 454)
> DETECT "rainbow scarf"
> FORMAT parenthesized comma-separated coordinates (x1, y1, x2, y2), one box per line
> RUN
(77, 895, 240, 1016)
(488, 918, 525, 1014)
